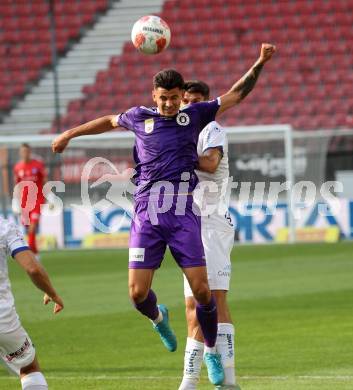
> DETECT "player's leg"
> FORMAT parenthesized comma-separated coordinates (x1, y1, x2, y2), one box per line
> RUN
(213, 290, 237, 389)
(129, 268, 156, 315)
(183, 266, 223, 385)
(129, 268, 177, 352)
(20, 357, 48, 389)
(0, 326, 48, 389)
(178, 290, 204, 390)
(182, 266, 219, 348)
(168, 201, 223, 384)
(204, 220, 237, 389)
(128, 200, 177, 351)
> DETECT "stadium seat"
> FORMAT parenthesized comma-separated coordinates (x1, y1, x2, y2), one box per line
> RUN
(46, 0, 353, 132)
(0, 0, 109, 114)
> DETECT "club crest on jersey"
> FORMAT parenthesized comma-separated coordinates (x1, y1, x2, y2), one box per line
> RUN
(144, 118, 154, 133)
(176, 112, 190, 126)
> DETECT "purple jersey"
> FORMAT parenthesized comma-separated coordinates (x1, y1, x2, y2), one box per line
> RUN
(117, 98, 220, 200)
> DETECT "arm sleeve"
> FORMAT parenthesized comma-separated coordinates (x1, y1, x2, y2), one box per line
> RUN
(5, 223, 29, 258)
(195, 98, 221, 130)
(201, 122, 226, 153)
(116, 107, 138, 132)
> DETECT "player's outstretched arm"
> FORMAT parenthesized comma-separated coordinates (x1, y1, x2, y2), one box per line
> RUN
(52, 115, 123, 153)
(217, 43, 276, 115)
(14, 250, 64, 314)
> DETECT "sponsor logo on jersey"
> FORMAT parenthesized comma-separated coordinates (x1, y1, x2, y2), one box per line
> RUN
(129, 247, 145, 262)
(144, 118, 154, 133)
(176, 112, 190, 126)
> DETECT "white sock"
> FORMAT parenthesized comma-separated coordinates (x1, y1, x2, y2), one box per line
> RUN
(21, 372, 48, 390)
(151, 309, 163, 325)
(204, 345, 217, 354)
(216, 323, 236, 386)
(178, 337, 204, 390)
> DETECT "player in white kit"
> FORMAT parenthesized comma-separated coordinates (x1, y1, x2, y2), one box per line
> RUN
(0, 217, 64, 389)
(179, 81, 238, 390)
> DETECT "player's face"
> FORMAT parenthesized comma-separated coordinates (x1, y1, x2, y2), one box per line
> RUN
(182, 91, 207, 105)
(20, 146, 31, 162)
(152, 87, 184, 117)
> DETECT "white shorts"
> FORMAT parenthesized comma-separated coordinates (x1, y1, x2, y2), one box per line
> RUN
(184, 212, 234, 297)
(0, 325, 36, 376)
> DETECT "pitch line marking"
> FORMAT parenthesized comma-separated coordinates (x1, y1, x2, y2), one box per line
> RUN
(1, 375, 353, 380)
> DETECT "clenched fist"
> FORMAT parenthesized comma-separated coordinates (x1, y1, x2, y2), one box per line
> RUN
(259, 43, 276, 63)
(52, 133, 70, 153)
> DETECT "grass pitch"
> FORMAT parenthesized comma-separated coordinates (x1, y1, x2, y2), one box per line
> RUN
(1, 242, 353, 389)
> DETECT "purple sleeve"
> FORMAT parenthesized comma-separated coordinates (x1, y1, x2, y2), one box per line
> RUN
(116, 107, 138, 132)
(195, 98, 221, 130)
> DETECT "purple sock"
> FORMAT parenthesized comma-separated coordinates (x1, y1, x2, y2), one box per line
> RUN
(196, 296, 218, 347)
(134, 289, 159, 321)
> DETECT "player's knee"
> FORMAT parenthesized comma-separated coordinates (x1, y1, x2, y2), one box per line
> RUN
(129, 284, 149, 304)
(20, 358, 40, 377)
(192, 282, 211, 304)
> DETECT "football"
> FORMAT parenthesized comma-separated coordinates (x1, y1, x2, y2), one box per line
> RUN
(131, 15, 171, 55)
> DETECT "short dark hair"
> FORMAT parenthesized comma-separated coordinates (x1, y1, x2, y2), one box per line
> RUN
(184, 80, 210, 100)
(21, 143, 30, 149)
(153, 69, 185, 90)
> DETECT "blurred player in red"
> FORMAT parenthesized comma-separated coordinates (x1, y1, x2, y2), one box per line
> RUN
(13, 144, 47, 257)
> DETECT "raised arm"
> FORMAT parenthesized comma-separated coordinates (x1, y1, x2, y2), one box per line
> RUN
(52, 115, 123, 153)
(217, 43, 276, 116)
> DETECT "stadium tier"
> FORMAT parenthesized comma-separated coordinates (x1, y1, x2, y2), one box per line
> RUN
(58, 0, 352, 132)
(0, 0, 352, 133)
(0, 0, 108, 112)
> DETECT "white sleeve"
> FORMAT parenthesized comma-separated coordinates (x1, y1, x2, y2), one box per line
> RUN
(201, 121, 226, 153)
(5, 223, 29, 258)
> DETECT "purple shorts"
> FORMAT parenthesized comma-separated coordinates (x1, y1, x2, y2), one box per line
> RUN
(129, 199, 205, 269)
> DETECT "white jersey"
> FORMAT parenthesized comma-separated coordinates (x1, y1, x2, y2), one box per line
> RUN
(0, 218, 29, 333)
(195, 121, 230, 219)
(184, 121, 234, 296)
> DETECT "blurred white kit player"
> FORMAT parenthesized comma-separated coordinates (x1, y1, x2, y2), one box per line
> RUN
(181, 120, 237, 390)
(186, 120, 234, 295)
(0, 217, 63, 389)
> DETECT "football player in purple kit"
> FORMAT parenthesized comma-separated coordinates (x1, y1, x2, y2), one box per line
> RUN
(52, 43, 275, 386)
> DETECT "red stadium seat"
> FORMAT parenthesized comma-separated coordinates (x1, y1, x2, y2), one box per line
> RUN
(39, 0, 352, 134)
(0, 0, 109, 113)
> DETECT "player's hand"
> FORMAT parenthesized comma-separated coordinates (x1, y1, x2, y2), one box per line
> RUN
(259, 43, 276, 63)
(43, 293, 64, 314)
(52, 133, 69, 153)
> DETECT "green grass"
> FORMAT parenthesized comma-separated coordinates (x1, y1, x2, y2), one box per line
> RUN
(1, 242, 353, 389)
